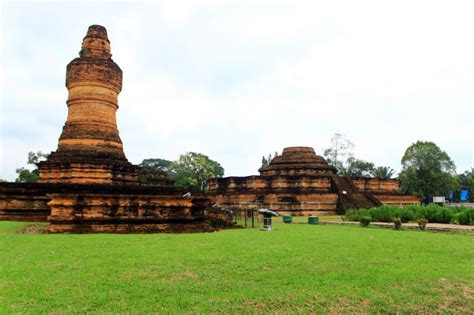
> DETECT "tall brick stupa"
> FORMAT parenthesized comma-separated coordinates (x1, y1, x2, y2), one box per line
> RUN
(38, 25, 139, 184)
(0, 24, 233, 232)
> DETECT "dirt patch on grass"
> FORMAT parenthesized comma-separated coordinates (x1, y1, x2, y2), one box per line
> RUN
(16, 223, 47, 234)
(438, 278, 474, 313)
(168, 269, 200, 283)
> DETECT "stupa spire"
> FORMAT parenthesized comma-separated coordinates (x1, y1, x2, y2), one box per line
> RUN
(80, 25, 112, 59)
(38, 25, 139, 184)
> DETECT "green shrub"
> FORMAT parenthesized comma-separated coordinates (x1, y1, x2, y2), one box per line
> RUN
(359, 216, 371, 227)
(393, 207, 416, 223)
(417, 204, 439, 222)
(449, 206, 470, 214)
(345, 205, 464, 225)
(344, 209, 360, 222)
(433, 207, 454, 224)
(457, 208, 474, 225)
(405, 204, 421, 215)
(370, 205, 394, 223)
(416, 204, 455, 223)
(392, 217, 402, 230)
(344, 208, 370, 222)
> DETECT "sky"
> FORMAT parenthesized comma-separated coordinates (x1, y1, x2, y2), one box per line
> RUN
(1, 0, 473, 181)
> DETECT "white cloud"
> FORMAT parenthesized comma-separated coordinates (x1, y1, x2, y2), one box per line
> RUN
(1, 0, 473, 181)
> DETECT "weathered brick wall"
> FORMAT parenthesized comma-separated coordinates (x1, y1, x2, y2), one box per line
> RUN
(350, 178, 401, 192)
(372, 193, 421, 206)
(208, 189, 338, 216)
(0, 184, 50, 221)
(0, 182, 232, 232)
(46, 193, 219, 233)
(208, 175, 332, 191)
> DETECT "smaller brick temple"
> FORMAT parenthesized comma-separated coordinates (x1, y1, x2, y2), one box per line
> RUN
(207, 147, 419, 215)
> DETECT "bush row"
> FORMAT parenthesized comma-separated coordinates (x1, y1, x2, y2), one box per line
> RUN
(344, 205, 474, 225)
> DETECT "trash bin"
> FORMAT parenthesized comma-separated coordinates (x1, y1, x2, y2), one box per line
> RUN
(308, 216, 319, 225)
(282, 215, 293, 224)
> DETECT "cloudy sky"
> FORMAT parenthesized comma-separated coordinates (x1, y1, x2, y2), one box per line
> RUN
(1, 0, 473, 181)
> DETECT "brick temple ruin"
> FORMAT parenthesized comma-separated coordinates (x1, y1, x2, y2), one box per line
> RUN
(207, 146, 419, 216)
(0, 25, 232, 232)
(0, 25, 419, 229)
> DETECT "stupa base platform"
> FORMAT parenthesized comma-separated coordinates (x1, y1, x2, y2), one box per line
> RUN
(37, 158, 140, 185)
(0, 183, 233, 233)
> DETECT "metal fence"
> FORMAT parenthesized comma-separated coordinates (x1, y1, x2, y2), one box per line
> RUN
(231, 209, 259, 228)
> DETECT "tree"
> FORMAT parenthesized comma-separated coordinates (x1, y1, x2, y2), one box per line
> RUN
(399, 141, 457, 199)
(140, 158, 173, 175)
(455, 168, 474, 202)
(339, 157, 375, 177)
(15, 168, 39, 183)
(138, 158, 174, 184)
(371, 166, 396, 179)
(138, 158, 173, 185)
(171, 152, 224, 190)
(15, 151, 49, 183)
(27, 151, 49, 165)
(323, 133, 354, 173)
(261, 151, 279, 167)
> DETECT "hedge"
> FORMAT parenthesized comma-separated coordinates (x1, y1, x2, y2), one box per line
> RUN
(344, 205, 473, 225)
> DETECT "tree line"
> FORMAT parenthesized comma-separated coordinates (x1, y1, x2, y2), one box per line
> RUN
(322, 134, 471, 202)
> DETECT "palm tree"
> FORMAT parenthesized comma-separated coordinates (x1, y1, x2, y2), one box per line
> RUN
(371, 166, 395, 179)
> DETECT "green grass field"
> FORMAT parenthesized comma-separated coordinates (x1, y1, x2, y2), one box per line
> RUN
(1, 221, 473, 313)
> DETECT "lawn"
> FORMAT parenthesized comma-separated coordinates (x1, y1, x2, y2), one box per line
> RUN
(1, 221, 473, 313)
